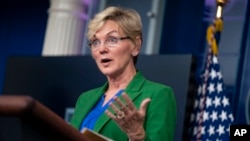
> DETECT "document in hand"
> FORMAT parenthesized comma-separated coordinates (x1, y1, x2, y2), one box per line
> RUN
(81, 128, 114, 141)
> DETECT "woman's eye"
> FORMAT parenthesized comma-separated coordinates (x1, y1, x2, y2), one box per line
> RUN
(107, 37, 118, 43)
(91, 40, 99, 46)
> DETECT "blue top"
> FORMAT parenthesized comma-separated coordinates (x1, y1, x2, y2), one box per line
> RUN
(79, 89, 124, 131)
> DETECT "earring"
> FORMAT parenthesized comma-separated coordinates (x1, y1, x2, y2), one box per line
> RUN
(132, 52, 137, 56)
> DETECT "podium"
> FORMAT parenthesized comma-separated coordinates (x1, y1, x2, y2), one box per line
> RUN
(0, 95, 89, 141)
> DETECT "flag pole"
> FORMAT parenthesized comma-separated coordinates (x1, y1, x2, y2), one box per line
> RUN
(206, 0, 228, 55)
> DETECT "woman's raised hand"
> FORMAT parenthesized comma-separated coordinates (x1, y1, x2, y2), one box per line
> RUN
(105, 93, 151, 141)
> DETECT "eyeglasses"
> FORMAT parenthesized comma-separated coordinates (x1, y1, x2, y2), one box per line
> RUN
(88, 36, 130, 50)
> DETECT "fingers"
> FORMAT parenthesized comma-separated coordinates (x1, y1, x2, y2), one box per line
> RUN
(114, 96, 128, 114)
(105, 96, 126, 121)
(105, 102, 125, 121)
(121, 93, 136, 111)
(138, 98, 151, 117)
(109, 98, 124, 116)
(105, 109, 116, 120)
(140, 98, 151, 110)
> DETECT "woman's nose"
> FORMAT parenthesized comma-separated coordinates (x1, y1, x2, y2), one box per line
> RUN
(99, 42, 108, 54)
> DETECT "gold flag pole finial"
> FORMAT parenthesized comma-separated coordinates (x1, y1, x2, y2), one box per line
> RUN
(207, 0, 228, 55)
(216, 0, 228, 18)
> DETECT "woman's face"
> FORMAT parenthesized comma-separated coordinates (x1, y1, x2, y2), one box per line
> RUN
(90, 20, 140, 77)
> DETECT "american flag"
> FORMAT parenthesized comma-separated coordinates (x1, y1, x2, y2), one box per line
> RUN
(190, 47, 234, 141)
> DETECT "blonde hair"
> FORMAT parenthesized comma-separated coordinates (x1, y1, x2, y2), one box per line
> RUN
(87, 6, 143, 44)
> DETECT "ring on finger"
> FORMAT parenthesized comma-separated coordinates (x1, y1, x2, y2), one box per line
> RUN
(116, 111, 125, 119)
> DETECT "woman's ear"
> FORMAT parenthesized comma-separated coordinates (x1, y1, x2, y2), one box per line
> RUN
(135, 36, 142, 48)
(132, 36, 142, 56)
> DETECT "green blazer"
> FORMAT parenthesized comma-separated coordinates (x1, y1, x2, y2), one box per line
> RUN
(70, 71, 176, 141)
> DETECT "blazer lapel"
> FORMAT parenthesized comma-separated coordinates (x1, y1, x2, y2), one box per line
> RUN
(125, 72, 146, 101)
(94, 71, 146, 132)
(94, 110, 110, 132)
(75, 83, 108, 129)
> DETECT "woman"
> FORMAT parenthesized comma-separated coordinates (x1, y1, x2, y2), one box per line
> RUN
(70, 6, 176, 141)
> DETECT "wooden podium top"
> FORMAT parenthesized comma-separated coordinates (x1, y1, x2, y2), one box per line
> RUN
(0, 95, 89, 141)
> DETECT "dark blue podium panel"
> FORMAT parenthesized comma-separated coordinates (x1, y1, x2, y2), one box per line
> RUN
(2, 54, 192, 141)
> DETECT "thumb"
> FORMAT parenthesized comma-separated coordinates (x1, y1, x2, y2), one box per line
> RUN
(138, 98, 151, 117)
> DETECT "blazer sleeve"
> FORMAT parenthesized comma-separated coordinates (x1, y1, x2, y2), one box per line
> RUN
(144, 86, 177, 141)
